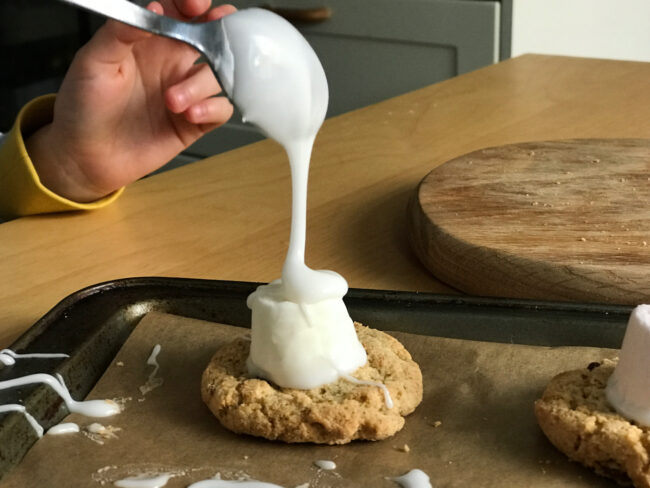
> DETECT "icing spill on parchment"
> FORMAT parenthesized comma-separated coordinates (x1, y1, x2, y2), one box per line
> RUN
(47, 422, 80, 435)
(188, 480, 285, 488)
(390, 469, 432, 488)
(139, 344, 164, 396)
(113, 473, 174, 488)
(607, 304, 650, 425)
(0, 349, 69, 367)
(313, 459, 336, 470)
(0, 349, 117, 438)
(0, 404, 43, 437)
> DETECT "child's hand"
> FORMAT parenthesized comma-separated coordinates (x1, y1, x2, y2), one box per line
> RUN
(26, 0, 236, 202)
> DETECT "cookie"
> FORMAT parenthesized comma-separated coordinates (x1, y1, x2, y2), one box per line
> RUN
(201, 323, 423, 444)
(535, 358, 650, 487)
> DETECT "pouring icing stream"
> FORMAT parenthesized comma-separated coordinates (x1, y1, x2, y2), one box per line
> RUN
(218, 8, 369, 392)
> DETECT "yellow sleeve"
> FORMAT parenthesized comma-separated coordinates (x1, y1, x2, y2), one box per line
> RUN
(0, 95, 123, 220)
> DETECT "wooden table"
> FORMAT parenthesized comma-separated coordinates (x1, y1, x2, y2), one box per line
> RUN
(1, 54, 649, 348)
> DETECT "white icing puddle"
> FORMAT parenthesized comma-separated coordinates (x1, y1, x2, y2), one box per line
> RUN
(313, 460, 336, 470)
(139, 344, 163, 396)
(390, 469, 432, 488)
(341, 374, 394, 409)
(0, 404, 43, 437)
(114, 473, 173, 488)
(188, 480, 285, 488)
(0, 349, 68, 367)
(47, 422, 80, 435)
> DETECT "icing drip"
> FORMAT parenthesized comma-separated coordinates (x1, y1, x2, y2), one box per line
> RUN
(390, 469, 432, 488)
(0, 348, 68, 367)
(314, 460, 336, 470)
(0, 373, 120, 417)
(0, 404, 43, 437)
(606, 304, 650, 425)
(47, 422, 80, 435)
(341, 374, 394, 409)
(139, 344, 163, 395)
(188, 480, 285, 488)
(113, 473, 173, 488)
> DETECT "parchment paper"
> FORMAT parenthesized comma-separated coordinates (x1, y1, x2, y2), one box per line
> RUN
(2, 312, 619, 487)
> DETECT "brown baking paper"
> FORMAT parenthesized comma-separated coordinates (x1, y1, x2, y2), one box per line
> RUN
(2, 312, 618, 487)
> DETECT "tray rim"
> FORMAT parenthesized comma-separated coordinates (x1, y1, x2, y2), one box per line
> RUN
(0, 276, 635, 482)
(9, 276, 635, 351)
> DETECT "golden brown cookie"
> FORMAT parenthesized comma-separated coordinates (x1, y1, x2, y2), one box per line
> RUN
(535, 358, 650, 487)
(201, 323, 423, 444)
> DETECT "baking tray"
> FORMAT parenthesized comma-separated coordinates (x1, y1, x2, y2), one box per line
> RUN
(0, 277, 633, 480)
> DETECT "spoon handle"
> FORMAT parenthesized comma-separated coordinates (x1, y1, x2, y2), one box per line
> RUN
(58, 0, 201, 49)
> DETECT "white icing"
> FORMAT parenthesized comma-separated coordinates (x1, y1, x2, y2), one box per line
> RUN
(341, 374, 394, 409)
(85, 422, 121, 442)
(314, 460, 336, 470)
(139, 344, 163, 395)
(0, 373, 120, 417)
(47, 422, 80, 435)
(188, 480, 284, 488)
(390, 469, 432, 488)
(218, 8, 367, 390)
(87, 422, 108, 434)
(0, 404, 43, 437)
(113, 473, 173, 488)
(606, 304, 650, 425)
(0, 349, 68, 367)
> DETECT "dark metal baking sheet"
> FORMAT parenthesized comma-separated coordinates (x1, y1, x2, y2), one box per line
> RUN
(0, 277, 633, 480)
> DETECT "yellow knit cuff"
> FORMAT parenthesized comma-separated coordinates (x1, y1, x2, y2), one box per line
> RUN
(0, 95, 124, 220)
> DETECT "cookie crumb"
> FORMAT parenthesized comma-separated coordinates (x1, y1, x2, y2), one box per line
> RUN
(116, 361, 124, 367)
(580, 237, 587, 242)
(431, 420, 442, 428)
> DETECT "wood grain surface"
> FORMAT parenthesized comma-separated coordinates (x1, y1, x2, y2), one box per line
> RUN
(1, 55, 650, 347)
(409, 139, 650, 304)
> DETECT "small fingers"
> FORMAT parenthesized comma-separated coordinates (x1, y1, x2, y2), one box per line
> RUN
(203, 4, 237, 22)
(165, 63, 221, 113)
(185, 97, 234, 127)
(172, 0, 212, 19)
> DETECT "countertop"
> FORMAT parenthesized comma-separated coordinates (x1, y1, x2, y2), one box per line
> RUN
(1, 54, 649, 347)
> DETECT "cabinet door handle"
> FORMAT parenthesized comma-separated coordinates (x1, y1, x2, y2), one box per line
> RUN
(262, 5, 332, 24)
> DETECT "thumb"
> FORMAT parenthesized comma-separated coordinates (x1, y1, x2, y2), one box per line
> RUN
(82, 1, 164, 65)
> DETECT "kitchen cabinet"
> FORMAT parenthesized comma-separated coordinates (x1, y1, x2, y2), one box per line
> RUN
(184, 0, 509, 162)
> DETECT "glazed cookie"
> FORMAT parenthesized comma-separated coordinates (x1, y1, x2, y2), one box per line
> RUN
(201, 323, 423, 444)
(535, 358, 650, 488)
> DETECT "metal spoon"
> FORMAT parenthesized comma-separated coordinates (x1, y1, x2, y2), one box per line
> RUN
(57, 0, 230, 93)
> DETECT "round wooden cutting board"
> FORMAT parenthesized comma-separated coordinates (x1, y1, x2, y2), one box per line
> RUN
(408, 139, 650, 305)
